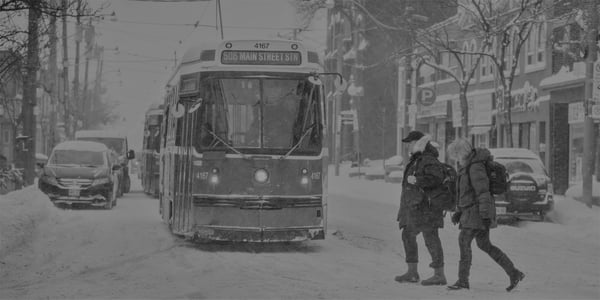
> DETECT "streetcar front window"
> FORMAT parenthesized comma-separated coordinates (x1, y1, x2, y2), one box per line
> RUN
(191, 74, 322, 155)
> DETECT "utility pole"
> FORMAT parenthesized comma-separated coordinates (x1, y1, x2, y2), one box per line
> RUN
(583, 0, 599, 207)
(21, 0, 41, 185)
(82, 18, 94, 129)
(73, 0, 82, 131)
(48, 0, 58, 153)
(93, 46, 104, 120)
(61, 0, 71, 139)
(351, 0, 362, 171)
(334, 7, 343, 176)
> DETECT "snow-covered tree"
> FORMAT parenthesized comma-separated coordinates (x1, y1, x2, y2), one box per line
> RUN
(414, 0, 547, 144)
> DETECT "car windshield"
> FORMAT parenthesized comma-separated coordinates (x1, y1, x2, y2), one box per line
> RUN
(48, 150, 105, 166)
(77, 138, 124, 155)
(495, 158, 547, 175)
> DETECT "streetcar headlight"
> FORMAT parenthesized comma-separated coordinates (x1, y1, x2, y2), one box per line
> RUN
(301, 168, 308, 175)
(300, 176, 309, 185)
(254, 169, 269, 183)
(209, 174, 220, 185)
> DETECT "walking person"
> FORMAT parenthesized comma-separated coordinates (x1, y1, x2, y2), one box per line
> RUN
(395, 131, 447, 286)
(446, 138, 525, 291)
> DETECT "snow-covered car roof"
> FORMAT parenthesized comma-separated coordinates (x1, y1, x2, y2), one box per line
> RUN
(74, 130, 127, 139)
(489, 148, 541, 160)
(52, 140, 109, 152)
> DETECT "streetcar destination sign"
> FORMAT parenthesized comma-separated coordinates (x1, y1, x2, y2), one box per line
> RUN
(221, 50, 301, 65)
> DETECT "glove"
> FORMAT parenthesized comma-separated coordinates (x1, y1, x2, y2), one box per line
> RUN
(482, 218, 491, 229)
(451, 211, 462, 225)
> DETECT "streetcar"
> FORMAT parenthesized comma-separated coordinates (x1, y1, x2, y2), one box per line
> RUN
(159, 39, 343, 242)
(141, 103, 164, 197)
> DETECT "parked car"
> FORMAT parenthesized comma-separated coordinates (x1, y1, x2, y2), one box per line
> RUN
(38, 141, 120, 209)
(489, 148, 554, 221)
(384, 155, 404, 183)
(74, 130, 135, 194)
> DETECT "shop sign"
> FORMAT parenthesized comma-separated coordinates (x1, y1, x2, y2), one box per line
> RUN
(418, 99, 447, 118)
(499, 81, 538, 113)
(568, 102, 584, 124)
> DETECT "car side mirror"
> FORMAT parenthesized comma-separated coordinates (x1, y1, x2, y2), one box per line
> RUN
(112, 165, 121, 171)
(127, 150, 135, 160)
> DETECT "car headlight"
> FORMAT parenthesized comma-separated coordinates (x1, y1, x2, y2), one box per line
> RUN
(41, 175, 58, 186)
(92, 178, 110, 186)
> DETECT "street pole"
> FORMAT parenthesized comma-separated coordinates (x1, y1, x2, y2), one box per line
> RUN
(73, 0, 82, 131)
(583, 0, 599, 207)
(334, 9, 343, 176)
(83, 19, 94, 129)
(21, 0, 41, 185)
(48, 0, 58, 153)
(61, 0, 71, 139)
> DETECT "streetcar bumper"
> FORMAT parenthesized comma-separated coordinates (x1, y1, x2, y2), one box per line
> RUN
(187, 225, 325, 242)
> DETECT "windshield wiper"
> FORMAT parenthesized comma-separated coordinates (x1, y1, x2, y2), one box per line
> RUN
(280, 123, 318, 159)
(205, 127, 248, 158)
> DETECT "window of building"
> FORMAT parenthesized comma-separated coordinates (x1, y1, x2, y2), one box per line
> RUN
(526, 22, 547, 71)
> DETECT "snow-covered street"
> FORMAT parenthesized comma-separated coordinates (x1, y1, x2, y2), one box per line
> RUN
(1, 166, 599, 300)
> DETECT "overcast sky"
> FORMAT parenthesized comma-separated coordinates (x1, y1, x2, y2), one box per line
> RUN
(85, 0, 325, 151)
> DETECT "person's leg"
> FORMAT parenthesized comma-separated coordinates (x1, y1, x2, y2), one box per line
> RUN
(474, 229, 525, 291)
(395, 227, 420, 283)
(448, 229, 475, 290)
(421, 228, 446, 285)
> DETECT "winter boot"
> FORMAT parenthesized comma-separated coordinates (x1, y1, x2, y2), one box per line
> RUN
(421, 267, 447, 286)
(506, 269, 525, 292)
(447, 280, 470, 290)
(394, 263, 420, 283)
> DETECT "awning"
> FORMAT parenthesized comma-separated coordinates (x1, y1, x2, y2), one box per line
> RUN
(469, 126, 491, 135)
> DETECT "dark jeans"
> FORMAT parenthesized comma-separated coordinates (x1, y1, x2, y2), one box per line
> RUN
(458, 228, 516, 282)
(401, 227, 444, 268)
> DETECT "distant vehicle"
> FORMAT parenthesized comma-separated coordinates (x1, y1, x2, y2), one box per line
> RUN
(38, 140, 120, 209)
(141, 104, 163, 198)
(384, 155, 404, 183)
(489, 148, 554, 221)
(75, 130, 135, 194)
(159, 38, 342, 242)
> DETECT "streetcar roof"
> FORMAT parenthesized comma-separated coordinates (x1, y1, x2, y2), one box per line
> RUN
(74, 130, 127, 140)
(53, 140, 109, 152)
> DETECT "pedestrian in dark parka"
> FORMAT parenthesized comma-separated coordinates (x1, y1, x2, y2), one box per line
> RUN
(395, 131, 447, 286)
(446, 138, 525, 292)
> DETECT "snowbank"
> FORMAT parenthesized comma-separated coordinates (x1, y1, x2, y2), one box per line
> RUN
(0, 186, 57, 258)
(565, 176, 600, 204)
(542, 195, 600, 246)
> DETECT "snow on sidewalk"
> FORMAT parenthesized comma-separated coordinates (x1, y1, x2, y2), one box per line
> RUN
(0, 186, 61, 258)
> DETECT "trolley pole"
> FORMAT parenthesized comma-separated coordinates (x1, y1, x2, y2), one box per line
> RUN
(583, 0, 599, 207)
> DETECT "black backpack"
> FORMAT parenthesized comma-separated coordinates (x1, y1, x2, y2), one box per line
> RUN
(429, 162, 458, 211)
(468, 158, 509, 195)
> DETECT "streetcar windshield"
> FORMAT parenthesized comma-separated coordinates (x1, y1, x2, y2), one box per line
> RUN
(191, 73, 322, 155)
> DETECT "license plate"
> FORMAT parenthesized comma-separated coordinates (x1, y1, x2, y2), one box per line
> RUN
(496, 207, 506, 215)
(68, 189, 80, 197)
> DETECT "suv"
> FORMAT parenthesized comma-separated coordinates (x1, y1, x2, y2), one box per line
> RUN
(75, 130, 135, 194)
(38, 141, 120, 209)
(489, 148, 554, 221)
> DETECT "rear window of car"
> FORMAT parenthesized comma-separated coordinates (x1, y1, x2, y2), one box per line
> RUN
(49, 150, 105, 166)
(495, 158, 546, 176)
